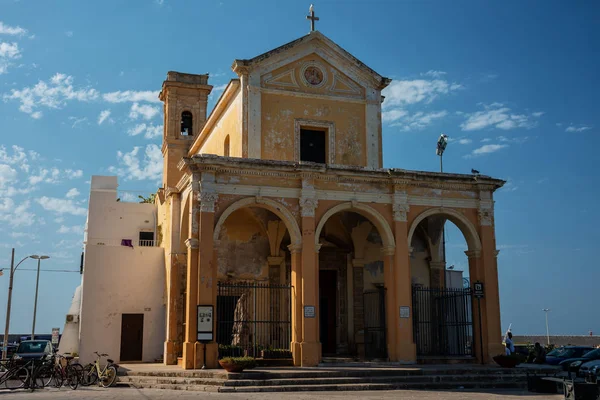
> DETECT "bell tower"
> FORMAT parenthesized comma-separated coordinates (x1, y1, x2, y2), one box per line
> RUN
(159, 71, 212, 189)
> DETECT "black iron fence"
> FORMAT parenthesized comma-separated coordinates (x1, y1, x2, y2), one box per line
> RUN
(216, 281, 292, 358)
(412, 286, 474, 357)
(364, 287, 388, 360)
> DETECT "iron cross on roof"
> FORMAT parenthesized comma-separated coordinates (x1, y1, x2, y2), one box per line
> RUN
(306, 4, 319, 32)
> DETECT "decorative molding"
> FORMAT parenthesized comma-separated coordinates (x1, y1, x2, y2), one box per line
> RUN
(258, 87, 367, 105)
(287, 243, 302, 254)
(329, 69, 362, 96)
(299, 197, 318, 217)
(380, 246, 396, 257)
(408, 208, 482, 252)
(315, 243, 323, 253)
(464, 250, 482, 259)
(478, 198, 495, 226)
(300, 61, 328, 88)
(185, 238, 199, 249)
(393, 203, 409, 222)
(262, 69, 300, 88)
(199, 191, 218, 213)
(429, 261, 446, 270)
(294, 118, 336, 165)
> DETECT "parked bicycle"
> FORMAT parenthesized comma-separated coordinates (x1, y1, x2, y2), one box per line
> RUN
(0, 358, 30, 390)
(81, 352, 118, 388)
(52, 353, 82, 390)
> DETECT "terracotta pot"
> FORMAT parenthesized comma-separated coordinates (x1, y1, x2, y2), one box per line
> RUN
(218, 359, 245, 373)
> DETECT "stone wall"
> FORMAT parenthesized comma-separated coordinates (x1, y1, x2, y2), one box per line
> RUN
(513, 335, 600, 347)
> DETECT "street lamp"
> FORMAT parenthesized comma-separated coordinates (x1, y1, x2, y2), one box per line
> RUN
(1, 249, 38, 359)
(436, 133, 448, 173)
(542, 308, 551, 346)
(30, 255, 50, 340)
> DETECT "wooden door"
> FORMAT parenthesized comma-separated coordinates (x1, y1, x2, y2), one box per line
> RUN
(120, 314, 143, 362)
(319, 270, 337, 355)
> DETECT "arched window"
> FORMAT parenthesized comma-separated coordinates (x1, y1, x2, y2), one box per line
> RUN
(181, 111, 193, 136)
(224, 135, 230, 157)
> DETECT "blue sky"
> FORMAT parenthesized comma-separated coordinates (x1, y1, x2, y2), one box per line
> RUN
(0, 0, 598, 338)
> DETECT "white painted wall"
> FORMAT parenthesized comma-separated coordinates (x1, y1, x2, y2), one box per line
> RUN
(78, 176, 165, 364)
(58, 284, 82, 355)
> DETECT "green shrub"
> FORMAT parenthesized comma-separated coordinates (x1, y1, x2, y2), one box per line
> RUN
(220, 356, 256, 369)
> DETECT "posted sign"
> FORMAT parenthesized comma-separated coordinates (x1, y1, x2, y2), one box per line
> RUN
(474, 282, 485, 298)
(197, 305, 214, 342)
(51, 328, 60, 345)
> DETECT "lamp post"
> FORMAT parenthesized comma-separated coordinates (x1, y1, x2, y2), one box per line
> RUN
(436, 134, 449, 265)
(1, 249, 38, 359)
(30, 255, 50, 340)
(542, 308, 551, 346)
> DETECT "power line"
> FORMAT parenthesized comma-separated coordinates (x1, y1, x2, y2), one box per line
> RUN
(13, 269, 79, 273)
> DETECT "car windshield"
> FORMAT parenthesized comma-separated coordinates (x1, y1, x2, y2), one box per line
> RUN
(16, 341, 48, 354)
(548, 348, 578, 358)
(583, 349, 600, 359)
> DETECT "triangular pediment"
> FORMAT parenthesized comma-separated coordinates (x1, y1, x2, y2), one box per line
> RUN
(233, 31, 390, 91)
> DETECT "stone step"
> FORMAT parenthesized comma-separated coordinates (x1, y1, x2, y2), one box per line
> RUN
(119, 376, 226, 386)
(222, 374, 529, 387)
(217, 381, 527, 393)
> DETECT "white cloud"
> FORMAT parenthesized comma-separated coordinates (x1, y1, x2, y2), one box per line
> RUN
(461, 103, 542, 131)
(421, 70, 447, 78)
(129, 102, 160, 120)
(481, 138, 492, 142)
(383, 78, 462, 108)
(470, 144, 508, 156)
(381, 109, 408, 124)
(65, 169, 83, 179)
(10, 232, 29, 238)
(0, 164, 17, 188)
(109, 144, 163, 181)
(103, 90, 160, 103)
(65, 31, 73, 37)
(66, 188, 80, 198)
(565, 125, 592, 133)
(54, 217, 65, 223)
(97, 109, 112, 125)
(3, 73, 99, 118)
(69, 116, 87, 129)
(57, 225, 84, 234)
(498, 135, 529, 144)
(458, 138, 472, 145)
(0, 42, 21, 59)
(0, 22, 28, 36)
(389, 110, 448, 132)
(499, 180, 518, 192)
(36, 196, 87, 216)
(127, 123, 163, 139)
(532, 111, 545, 117)
(0, 198, 35, 227)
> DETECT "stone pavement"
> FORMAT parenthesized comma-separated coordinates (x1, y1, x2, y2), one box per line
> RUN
(0, 387, 563, 399)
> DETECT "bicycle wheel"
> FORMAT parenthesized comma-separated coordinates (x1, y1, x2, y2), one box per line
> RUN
(53, 365, 64, 388)
(4, 366, 29, 390)
(65, 365, 79, 390)
(34, 364, 55, 388)
(99, 365, 118, 388)
(81, 363, 97, 386)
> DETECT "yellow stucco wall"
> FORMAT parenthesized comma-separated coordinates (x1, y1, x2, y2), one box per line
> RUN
(261, 93, 366, 165)
(198, 88, 242, 157)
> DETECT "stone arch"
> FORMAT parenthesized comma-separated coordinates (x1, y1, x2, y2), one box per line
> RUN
(213, 197, 302, 247)
(407, 207, 482, 252)
(315, 202, 395, 249)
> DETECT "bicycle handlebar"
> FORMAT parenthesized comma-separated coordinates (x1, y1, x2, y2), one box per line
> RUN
(94, 351, 109, 357)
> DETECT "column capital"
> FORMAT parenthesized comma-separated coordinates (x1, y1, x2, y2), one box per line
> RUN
(393, 203, 409, 222)
(429, 261, 446, 270)
(185, 238, 199, 249)
(299, 197, 318, 217)
(380, 246, 396, 256)
(198, 191, 218, 213)
(267, 256, 285, 266)
(464, 249, 482, 259)
(288, 243, 302, 254)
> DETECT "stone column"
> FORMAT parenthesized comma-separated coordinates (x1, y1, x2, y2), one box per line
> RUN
(429, 261, 446, 288)
(351, 258, 365, 358)
(392, 200, 417, 362)
(182, 189, 199, 369)
(164, 192, 181, 365)
(195, 190, 218, 369)
(382, 246, 396, 361)
(299, 196, 320, 367)
(346, 255, 354, 351)
(289, 244, 303, 366)
(466, 250, 487, 363)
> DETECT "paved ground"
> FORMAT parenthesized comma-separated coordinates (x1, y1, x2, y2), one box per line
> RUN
(0, 387, 563, 399)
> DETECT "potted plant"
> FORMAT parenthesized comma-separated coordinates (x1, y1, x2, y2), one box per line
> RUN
(218, 356, 256, 373)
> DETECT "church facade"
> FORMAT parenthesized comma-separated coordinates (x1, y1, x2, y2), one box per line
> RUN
(153, 29, 506, 369)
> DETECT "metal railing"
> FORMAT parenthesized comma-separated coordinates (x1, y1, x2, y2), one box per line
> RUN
(412, 286, 474, 357)
(216, 281, 291, 358)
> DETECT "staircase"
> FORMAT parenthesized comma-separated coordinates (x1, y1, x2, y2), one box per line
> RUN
(118, 365, 559, 393)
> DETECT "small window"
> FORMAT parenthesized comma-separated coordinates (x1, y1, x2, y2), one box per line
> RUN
(300, 128, 326, 163)
(181, 111, 193, 136)
(139, 231, 154, 247)
(224, 135, 230, 157)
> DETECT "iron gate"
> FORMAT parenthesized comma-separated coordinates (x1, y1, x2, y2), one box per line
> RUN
(363, 287, 387, 359)
(216, 281, 291, 358)
(412, 286, 474, 357)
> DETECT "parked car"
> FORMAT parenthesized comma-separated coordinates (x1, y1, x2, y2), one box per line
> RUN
(11, 340, 54, 367)
(559, 348, 600, 373)
(578, 359, 600, 378)
(545, 346, 595, 365)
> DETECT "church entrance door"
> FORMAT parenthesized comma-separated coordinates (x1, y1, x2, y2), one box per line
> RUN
(319, 270, 337, 355)
(120, 313, 144, 362)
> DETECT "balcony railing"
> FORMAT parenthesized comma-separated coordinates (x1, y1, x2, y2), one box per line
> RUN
(85, 238, 159, 247)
